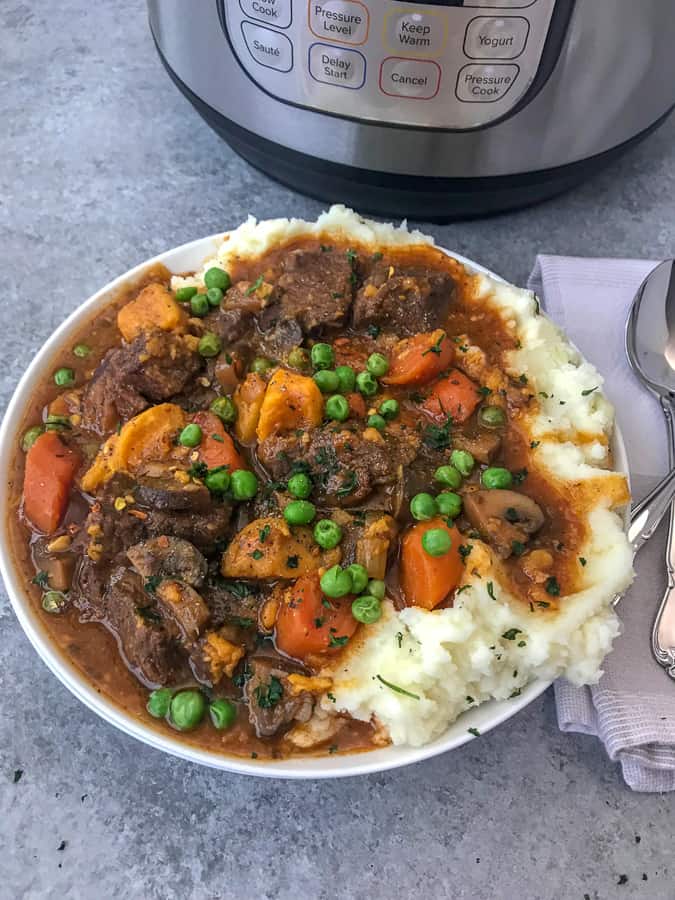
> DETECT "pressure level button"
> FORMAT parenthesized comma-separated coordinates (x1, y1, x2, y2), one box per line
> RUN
(308, 1, 369, 45)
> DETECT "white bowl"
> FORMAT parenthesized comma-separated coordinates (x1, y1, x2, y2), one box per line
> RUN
(0, 235, 629, 778)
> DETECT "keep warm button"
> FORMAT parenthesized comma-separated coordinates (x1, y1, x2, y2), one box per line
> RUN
(309, 43, 366, 88)
(379, 57, 441, 100)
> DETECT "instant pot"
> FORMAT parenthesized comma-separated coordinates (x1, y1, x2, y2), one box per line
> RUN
(148, 0, 675, 219)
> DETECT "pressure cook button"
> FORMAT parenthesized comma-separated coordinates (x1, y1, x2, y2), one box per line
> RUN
(308, 42, 366, 88)
(308, 0, 369, 46)
(239, 0, 292, 29)
(379, 57, 441, 99)
(464, 16, 529, 60)
(455, 63, 519, 102)
(384, 9, 447, 58)
(241, 21, 294, 71)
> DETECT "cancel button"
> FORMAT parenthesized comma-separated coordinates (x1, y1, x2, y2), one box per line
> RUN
(379, 57, 441, 99)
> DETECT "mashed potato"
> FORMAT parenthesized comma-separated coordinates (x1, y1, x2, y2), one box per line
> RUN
(173, 206, 634, 748)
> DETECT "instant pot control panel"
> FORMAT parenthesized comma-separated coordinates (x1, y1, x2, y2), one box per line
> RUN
(221, 0, 558, 130)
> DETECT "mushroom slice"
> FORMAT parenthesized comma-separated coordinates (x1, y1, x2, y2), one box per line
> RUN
(155, 580, 210, 643)
(127, 536, 208, 587)
(463, 489, 545, 559)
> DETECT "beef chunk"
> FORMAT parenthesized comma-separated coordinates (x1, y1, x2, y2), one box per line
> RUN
(275, 248, 353, 333)
(245, 659, 314, 738)
(353, 263, 454, 335)
(258, 424, 419, 508)
(143, 504, 232, 554)
(127, 536, 208, 587)
(154, 580, 210, 643)
(201, 581, 263, 629)
(135, 474, 212, 512)
(81, 331, 201, 435)
(209, 279, 275, 346)
(189, 626, 247, 686)
(452, 430, 502, 465)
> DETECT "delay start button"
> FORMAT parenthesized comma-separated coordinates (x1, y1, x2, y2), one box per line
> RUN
(308, 42, 366, 88)
(239, 0, 292, 29)
(455, 63, 519, 102)
(308, 0, 369, 46)
(379, 57, 441, 99)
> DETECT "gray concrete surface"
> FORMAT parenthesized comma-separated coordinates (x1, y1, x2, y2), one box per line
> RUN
(1, 2, 674, 898)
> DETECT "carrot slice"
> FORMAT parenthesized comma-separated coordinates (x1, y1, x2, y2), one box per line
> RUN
(192, 411, 245, 471)
(275, 572, 358, 660)
(383, 330, 453, 387)
(421, 369, 480, 424)
(23, 432, 81, 533)
(400, 518, 464, 610)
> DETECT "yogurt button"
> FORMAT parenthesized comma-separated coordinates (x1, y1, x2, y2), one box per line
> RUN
(240, 0, 292, 29)
(455, 63, 519, 102)
(309, 0, 369, 46)
(241, 21, 294, 72)
(379, 57, 441, 99)
(464, 16, 529, 59)
(308, 42, 366, 88)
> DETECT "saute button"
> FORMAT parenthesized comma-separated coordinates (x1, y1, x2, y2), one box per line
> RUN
(464, 16, 529, 59)
(240, 0, 292, 29)
(383, 9, 447, 58)
(379, 57, 441, 99)
(308, 0, 369, 46)
(241, 21, 294, 71)
(455, 63, 519, 102)
(308, 42, 366, 88)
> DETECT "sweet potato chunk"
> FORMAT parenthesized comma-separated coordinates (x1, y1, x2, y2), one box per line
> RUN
(117, 283, 188, 342)
(256, 368, 323, 442)
(233, 373, 267, 445)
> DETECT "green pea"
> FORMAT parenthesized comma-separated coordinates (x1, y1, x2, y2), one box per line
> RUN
(313, 519, 343, 550)
(54, 367, 75, 387)
(198, 332, 222, 358)
(367, 353, 389, 378)
(379, 398, 399, 420)
(178, 423, 202, 447)
(72, 342, 91, 358)
(481, 467, 513, 489)
(479, 406, 506, 428)
(335, 365, 356, 393)
(367, 414, 386, 432)
(175, 285, 198, 303)
(206, 287, 223, 308)
(311, 342, 334, 370)
(436, 491, 462, 519)
(356, 371, 378, 397)
(210, 396, 237, 424)
(325, 394, 349, 421)
(410, 492, 439, 521)
(22, 425, 44, 452)
(288, 347, 310, 371)
(351, 595, 382, 624)
(41, 591, 66, 613)
(434, 465, 462, 490)
(314, 370, 340, 393)
(450, 449, 474, 477)
(44, 414, 71, 432)
(346, 564, 369, 595)
(230, 469, 258, 500)
(367, 579, 386, 600)
(170, 690, 206, 731)
(288, 472, 312, 499)
(422, 528, 452, 557)
(190, 294, 210, 317)
(284, 500, 316, 526)
(204, 466, 231, 494)
(204, 267, 231, 292)
(320, 565, 353, 598)
(209, 698, 237, 730)
(147, 688, 172, 719)
(251, 356, 273, 375)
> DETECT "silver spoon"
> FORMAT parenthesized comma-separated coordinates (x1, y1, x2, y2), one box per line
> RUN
(626, 258, 675, 677)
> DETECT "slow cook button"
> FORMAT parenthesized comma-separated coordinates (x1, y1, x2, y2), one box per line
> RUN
(464, 16, 529, 59)
(379, 57, 441, 99)
(455, 63, 519, 102)
(308, 43, 366, 88)
(383, 8, 447, 58)
(308, 0, 369, 46)
(241, 21, 294, 71)
(239, 0, 292, 29)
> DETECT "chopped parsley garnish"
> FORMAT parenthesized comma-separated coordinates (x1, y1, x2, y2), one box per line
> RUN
(286, 555, 299, 569)
(535, 600, 550, 609)
(254, 676, 283, 709)
(320, 244, 333, 253)
(422, 332, 446, 357)
(328, 634, 349, 648)
(331, 291, 344, 299)
(336, 470, 358, 497)
(478, 386, 492, 397)
(512, 467, 528, 485)
(327, 692, 336, 703)
(456, 585, 471, 594)
(396, 631, 403, 648)
(187, 460, 208, 479)
(504, 507, 520, 523)
(538, 391, 549, 399)
(409, 390, 425, 404)
(346, 248, 358, 264)
(511, 541, 526, 557)
(545, 576, 560, 596)
(250, 549, 264, 560)
(517, 640, 527, 648)
(530, 440, 540, 449)
(486, 581, 497, 601)
(367, 324, 381, 339)
(32, 570, 49, 589)
(466, 696, 474, 704)
(321, 598, 334, 609)
(458, 544, 473, 561)
(501, 628, 522, 641)
(225, 581, 254, 599)
(518, 374, 528, 384)
(210, 433, 224, 443)
(245, 275, 264, 295)
(468, 727, 481, 737)
(581, 386, 598, 396)
(258, 524, 271, 543)
(144, 575, 162, 594)
(136, 605, 162, 624)
(228, 615, 255, 628)
(328, 744, 339, 754)
(509, 688, 522, 699)
(376, 674, 420, 700)
(371, 251, 383, 262)
(579, 556, 587, 567)
(422, 418, 453, 451)
(232, 663, 252, 687)
(251, 752, 258, 759)
(314, 617, 325, 629)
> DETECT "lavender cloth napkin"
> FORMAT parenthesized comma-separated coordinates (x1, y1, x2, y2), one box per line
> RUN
(529, 255, 675, 792)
